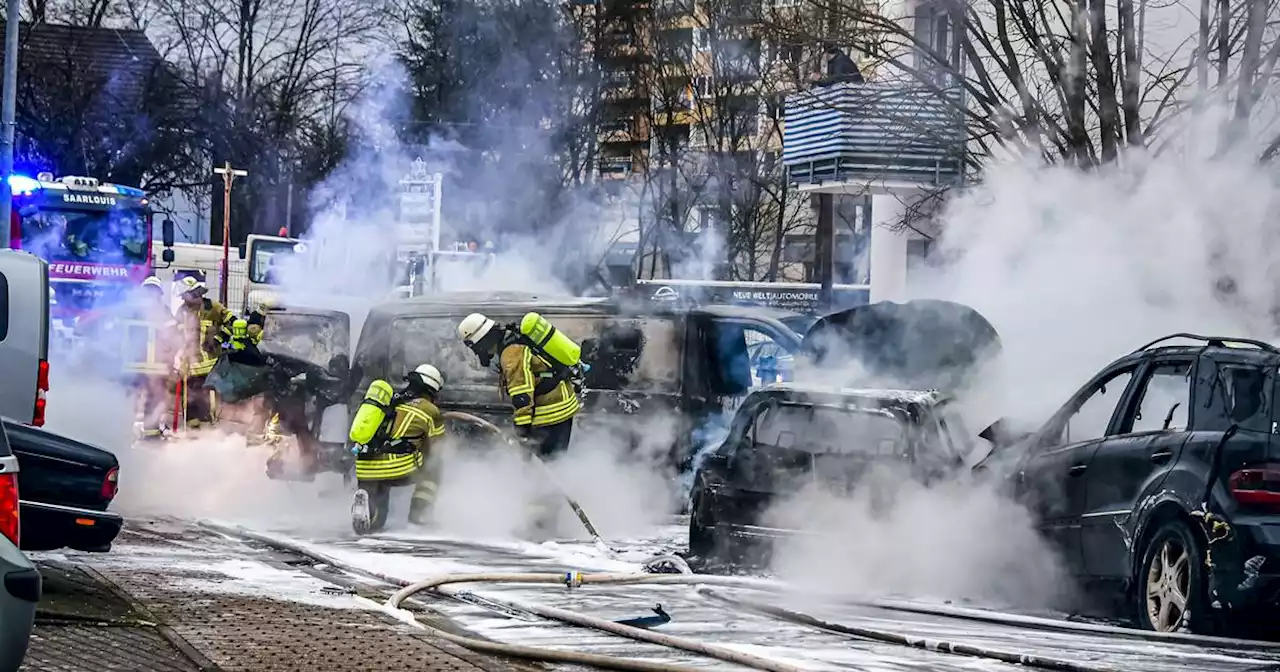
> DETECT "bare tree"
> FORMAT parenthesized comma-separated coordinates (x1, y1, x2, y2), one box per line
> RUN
(142, 0, 383, 240)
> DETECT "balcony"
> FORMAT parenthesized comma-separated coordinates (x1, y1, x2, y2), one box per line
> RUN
(782, 82, 964, 188)
(598, 156, 635, 176)
(599, 118, 637, 143)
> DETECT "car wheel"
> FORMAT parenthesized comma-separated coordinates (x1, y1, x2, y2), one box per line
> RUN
(1137, 518, 1208, 633)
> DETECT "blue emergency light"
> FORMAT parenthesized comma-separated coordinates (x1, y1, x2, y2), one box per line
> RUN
(6, 173, 145, 199)
(7, 174, 40, 196)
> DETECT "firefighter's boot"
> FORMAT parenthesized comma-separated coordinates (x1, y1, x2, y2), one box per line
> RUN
(351, 489, 372, 536)
(407, 485, 436, 527)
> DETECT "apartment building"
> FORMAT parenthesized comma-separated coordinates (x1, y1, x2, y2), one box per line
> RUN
(583, 0, 805, 178)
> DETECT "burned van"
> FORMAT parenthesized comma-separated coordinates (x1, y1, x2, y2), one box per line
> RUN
(339, 292, 805, 472)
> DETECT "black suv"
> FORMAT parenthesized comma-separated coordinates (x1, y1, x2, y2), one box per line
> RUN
(989, 334, 1280, 633)
(688, 384, 974, 567)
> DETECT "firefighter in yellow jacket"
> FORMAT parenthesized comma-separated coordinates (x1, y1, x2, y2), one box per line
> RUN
(174, 276, 262, 427)
(350, 364, 446, 534)
(123, 276, 178, 438)
(456, 313, 580, 459)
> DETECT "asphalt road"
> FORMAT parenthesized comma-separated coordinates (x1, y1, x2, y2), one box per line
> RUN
(217, 519, 1280, 672)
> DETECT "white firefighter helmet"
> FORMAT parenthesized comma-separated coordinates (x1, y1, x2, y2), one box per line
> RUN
(141, 276, 164, 292)
(179, 276, 207, 296)
(406, 364, 444, 393)
(457, 313, 497, 348)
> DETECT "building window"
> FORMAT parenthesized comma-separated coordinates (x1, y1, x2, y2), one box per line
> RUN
(915, 1, 956, 85)
(694, 28, 710, 51)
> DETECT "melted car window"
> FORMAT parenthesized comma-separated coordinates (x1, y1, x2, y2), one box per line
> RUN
(262, 313, 348, 369)
(1129, 363, 1191, 433)
(393, 317, 492, 385)
(1061, 370, 1134, 444)
(1219, 364, 1269, 432)
(754, 404, 905, 456)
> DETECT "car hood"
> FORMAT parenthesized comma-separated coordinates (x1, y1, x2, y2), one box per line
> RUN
(798, 299, 1000, 391)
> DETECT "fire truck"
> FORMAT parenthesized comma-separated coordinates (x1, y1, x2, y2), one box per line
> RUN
(7, 172, 153, 336)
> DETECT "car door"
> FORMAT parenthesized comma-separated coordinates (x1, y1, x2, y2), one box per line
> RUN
(681, 312, 800, 472)
(1081, 357, 1194, 578)
(1018, 364, 1138, 575)
(260, 306, 353, 443)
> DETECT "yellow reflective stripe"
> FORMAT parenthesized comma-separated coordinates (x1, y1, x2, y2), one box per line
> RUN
(355, 453, 422, 480)
(507, 348, 535, 396)
(530, 396, 579, 426)
(392, 405, 443, 440)
(515, 391, 579, 426)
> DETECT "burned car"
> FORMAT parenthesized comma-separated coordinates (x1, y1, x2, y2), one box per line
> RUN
(335, 292, 807, 473)
(687, 298, 1002, 568)
(688, 385, 974, 566)
(983, 333, 1280, 634)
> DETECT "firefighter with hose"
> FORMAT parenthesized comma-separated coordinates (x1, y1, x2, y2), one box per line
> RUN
(456, 312, 583, 459)
(174, 276, 261, 428)
(348, 364, 447, 534)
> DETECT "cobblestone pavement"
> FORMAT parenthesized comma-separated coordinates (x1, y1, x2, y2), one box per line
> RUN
(21, 522, 538, 672)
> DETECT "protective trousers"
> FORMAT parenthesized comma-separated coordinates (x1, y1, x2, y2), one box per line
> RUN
(183, 374, 218, 427)
(524, 419, 574, 460)
(134, 375, 171, 436)
(521, 419, 574, 538)
(355, 455, 441, 526)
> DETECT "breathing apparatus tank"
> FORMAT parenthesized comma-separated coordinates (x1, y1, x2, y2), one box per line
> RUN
(518, 312, 581, 371)
(349, 379, 395, 445)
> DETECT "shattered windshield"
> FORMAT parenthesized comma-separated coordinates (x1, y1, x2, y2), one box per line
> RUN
(20, 208, 148, 265)
(755, 404, 907, 456)
(261, 312, 349, 369)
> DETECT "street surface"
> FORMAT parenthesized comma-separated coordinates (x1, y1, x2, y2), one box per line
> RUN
(150, 514, 1280, 671)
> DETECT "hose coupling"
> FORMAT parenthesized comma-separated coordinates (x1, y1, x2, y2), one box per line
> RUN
(564, 571, 583, 588)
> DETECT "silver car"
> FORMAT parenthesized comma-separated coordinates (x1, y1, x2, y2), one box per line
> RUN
(0, 423, 38, 671)
(0, 250, 51, 426)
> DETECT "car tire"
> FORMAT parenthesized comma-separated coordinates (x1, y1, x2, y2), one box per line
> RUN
(1136, 517, 1210, 633)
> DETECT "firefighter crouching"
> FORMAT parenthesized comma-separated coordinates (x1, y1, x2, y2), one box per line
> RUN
(125, 276, 179, 438)
(175, 276, 262, 428)
(348, 364, 447, 535)
(456, 312, 583, 460)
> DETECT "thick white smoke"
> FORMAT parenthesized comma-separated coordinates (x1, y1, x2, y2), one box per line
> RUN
(765, 107, 1280, 612)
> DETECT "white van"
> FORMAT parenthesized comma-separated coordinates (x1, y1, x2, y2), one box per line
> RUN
(0, 251, 51, 426)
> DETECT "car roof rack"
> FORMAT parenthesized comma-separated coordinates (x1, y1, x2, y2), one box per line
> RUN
(1131, 332, 1279, 354)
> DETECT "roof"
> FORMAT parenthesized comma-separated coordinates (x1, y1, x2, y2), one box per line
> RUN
(752, 383, 946, 408)
(365, 292, 619, 320)
(3, 22, 166, 109)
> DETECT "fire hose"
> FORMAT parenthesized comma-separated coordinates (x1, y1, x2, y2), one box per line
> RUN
(201, 522, 1272, 672)
(696, 588, 1121, 672)
(199, 521, 786, 672)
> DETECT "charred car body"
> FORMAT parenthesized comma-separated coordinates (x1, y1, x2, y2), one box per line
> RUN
(689, 385, 974, 566)
(209, 304, 353, 480)
(685, 299, 1000, 568)
(982, 333, 1280, 633)
(324, 292, 810, 473)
